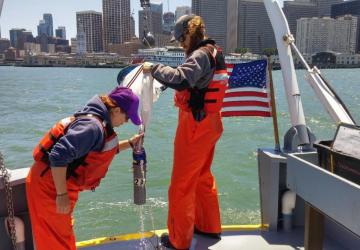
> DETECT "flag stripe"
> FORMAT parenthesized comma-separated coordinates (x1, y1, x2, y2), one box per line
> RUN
(225, 87, 268, 93)
(222, 101, 270, 108)
(222, 111, 272, 117)
(222, 106, 271, 112)
(224, 91, 268, 98)
(224, 96, 270, 102)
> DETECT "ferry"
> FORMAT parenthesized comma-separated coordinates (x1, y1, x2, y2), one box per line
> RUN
(131, 47, 260, 67)
(1, 0, 360, 249)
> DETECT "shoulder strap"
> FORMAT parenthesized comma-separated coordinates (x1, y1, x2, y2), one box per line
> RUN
(73, 114, 114, 137)
(199, 44, 217, 69)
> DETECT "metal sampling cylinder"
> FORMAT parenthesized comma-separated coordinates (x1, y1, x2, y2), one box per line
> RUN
(133, 148, 147, 205)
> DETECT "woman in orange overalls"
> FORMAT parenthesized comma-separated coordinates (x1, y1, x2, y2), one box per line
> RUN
(145, 15, 228, 250)
(26, 87, 143, 250)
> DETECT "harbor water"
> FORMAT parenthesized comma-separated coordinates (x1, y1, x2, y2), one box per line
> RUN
(1, 66, 359, 241)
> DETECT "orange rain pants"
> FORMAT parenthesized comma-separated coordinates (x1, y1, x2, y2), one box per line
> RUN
(26, 161, 80, 250)
(168, 109, 223, 249)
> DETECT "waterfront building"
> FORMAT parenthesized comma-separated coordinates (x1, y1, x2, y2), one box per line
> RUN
(192, 0, 227, 51)
(76, 11, 103, 52)
(4, 47, 16, 61)
(24, 42, 41, 55)
(175, 6, 191, 21)
(37, 20, 47, 37)
(283, 0, 318, 39)
(71, 38, 77, 54)
(332, 0, 360, 17)
(315, 0, 343, 17)
(23, 52, 129, 67)
(336, 53, 360, 65)
(154, 33, 173, 47)
(236, 0, 276, 54)
(22, 31, 34, 42)
(226, 0, 239, 54)
(76, 30, 87, 54)
(139, 2, 163, 44)
(103, 0, 131, 52)
(108, 37, 142, 57)
(163, 12, 175, 34)
(9, 28, 25, 48)
(0, 38, 10, 53)
(130, 16, 136, 38)
(331, 0, 360, 53)
(55, 26, 66, 39)
(35, 33, 57, 53)
(296, 16, 358, 54)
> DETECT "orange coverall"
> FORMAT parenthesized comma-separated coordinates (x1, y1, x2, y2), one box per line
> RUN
(168, 109, 223, 249)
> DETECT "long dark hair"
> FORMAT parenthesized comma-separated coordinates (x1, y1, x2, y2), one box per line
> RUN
(185, 15, 207, 55)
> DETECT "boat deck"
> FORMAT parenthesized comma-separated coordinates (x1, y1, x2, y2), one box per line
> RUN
(78, 227, 346, 250)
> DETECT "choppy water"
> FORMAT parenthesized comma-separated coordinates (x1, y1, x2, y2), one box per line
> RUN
(0, 66, 359, 241)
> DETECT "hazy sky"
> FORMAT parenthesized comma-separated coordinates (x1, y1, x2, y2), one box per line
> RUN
(0, 0, 284, 40)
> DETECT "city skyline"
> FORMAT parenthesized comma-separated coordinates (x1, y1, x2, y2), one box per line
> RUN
(0, 0, 194, 40)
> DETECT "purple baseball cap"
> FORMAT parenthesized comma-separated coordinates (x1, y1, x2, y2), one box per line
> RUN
(108, 86, 142, 125)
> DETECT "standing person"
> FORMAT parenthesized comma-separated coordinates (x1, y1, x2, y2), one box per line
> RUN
(26, 86, 143, 250)
(144, 14, 228, 250)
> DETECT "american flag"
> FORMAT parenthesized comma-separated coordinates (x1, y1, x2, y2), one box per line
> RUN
(221, 59, 272, 117)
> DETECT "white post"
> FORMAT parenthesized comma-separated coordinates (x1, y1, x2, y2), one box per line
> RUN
(264, 0, 311, 150)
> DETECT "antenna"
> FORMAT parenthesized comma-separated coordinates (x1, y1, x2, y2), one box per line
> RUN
(167, 0, 169, 12)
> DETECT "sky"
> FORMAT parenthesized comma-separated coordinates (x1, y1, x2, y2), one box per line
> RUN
(0, 0, 194, 39)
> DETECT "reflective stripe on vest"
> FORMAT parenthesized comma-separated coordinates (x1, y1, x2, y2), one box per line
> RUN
(174, 51, 228, 113)
(212, 70, 229, 82)
(203, 69, 228, 113)
(102, 135, 119, 152)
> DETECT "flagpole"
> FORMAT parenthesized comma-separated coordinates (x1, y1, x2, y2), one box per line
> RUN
(267, 57, 281, 152)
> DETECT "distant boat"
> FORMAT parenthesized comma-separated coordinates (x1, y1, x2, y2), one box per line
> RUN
(131, 46, 261, 67)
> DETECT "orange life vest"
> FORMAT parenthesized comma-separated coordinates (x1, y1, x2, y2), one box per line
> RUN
(33, 114, 119, 191)
(174, 45, 228, 113)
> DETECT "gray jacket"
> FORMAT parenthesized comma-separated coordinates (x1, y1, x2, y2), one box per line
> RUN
(151, 40, 216, 90)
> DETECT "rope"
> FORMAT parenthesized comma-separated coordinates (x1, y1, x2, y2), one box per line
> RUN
(0, 152, 18, 250)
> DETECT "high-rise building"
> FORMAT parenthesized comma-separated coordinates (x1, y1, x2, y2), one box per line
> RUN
(315, 0, 343, 17)
(103, 0, 131, 52)
(76, 31, 86, 54)
(283, 0, 318, 39)
(226, 0, 239, 53)
(175, 6, 191, 21)
(37, 13, 54, 37)
(55, 26, 66, 39)
(9, 28, 25, 48)
(139, 2, 163, 42)
(192, 0, 227, 51)
(0, 38, 10, 53)
(37, 20, 47, 37)
(43, 13, 54, 37)
(70, 38, 78, 53)
(76, 11, 103, 52)
(296, 16, 358, 54)
(163, 12, 175, 34)
(0, 0, 4, 37)
(231, 0, 276, 54)
(331, 0, 360, 52)
(130, 16, 136, 38)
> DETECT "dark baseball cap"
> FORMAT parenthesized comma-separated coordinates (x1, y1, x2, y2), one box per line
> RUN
(108, 87, 142, 125)
(170, 14, 196, 42)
